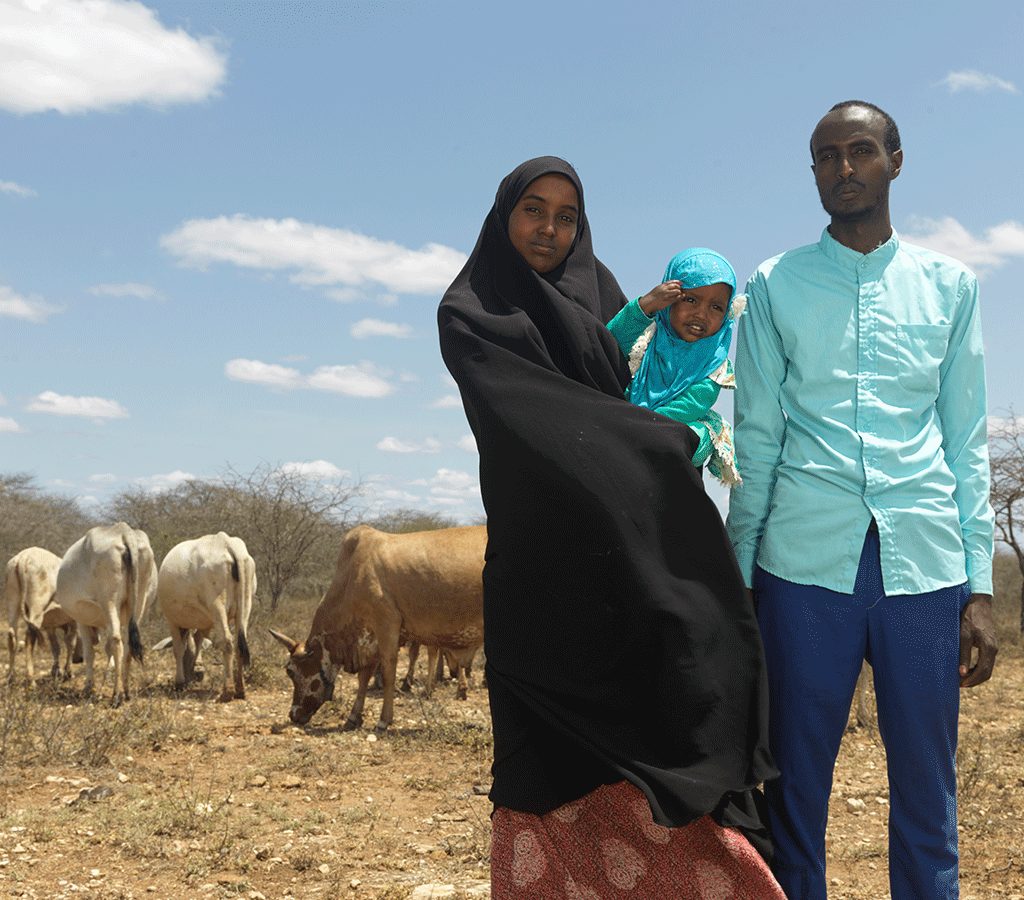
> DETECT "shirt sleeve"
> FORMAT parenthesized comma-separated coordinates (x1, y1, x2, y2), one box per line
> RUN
(936, 272, 994, 595)
(650, 379, 721, 467)
(725, 270, 788, 588)
(606, 297, 653, 358)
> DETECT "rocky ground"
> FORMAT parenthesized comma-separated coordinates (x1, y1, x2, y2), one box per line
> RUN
(0, 631, 1021, 899)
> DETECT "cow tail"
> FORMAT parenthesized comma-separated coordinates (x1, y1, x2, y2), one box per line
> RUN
(122, 529, 144, 663)
(226, 540, 252, 669)
(128, 618, 144, 662)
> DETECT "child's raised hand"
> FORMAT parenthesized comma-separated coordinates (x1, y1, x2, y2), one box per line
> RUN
(639, 281, 683, 316)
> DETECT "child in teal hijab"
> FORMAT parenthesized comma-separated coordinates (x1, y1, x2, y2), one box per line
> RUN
(606, 247, 744, 485)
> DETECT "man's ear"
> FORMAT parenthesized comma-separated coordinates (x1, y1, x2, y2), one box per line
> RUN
(890, 148, 903, 180)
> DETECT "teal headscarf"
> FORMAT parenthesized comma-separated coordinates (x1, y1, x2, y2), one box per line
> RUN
(628, 248, 737, 411)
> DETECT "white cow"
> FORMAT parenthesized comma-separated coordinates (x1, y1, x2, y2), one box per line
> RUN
(158, 532, 255, 702)
(4, 547, 76, 681)
(54, 523, 157, 705)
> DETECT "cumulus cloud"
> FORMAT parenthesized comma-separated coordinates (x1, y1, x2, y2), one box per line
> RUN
(88, 473, 118, 484)
(350, 318, 413, 340)
(376, 436, 441, 454)
(457, 434, 477, 453)
(0, 0, 227, 115)
(134, 469, 195, 491)
(279, 460, 351, 480)
(89, 282, 161, 300)
(161, 214, 466, 296)
(0, 417, 23, 433)
(938, 70, 1018, 94)
(431, 394, 463, 409)
(27, 390, 128, 420)
(412, 468, 481, 505)
(0, 285, 60, 322)
(0, 180, 35, 197)
(225, 358, 395, 398)
(224, 358, 303, 390)
(902, 216, 1024, 272)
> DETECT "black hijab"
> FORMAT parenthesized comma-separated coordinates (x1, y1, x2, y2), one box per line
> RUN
(438, 157, 775, 854)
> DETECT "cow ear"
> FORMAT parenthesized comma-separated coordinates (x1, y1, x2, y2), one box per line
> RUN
(269, 629, 298, 654)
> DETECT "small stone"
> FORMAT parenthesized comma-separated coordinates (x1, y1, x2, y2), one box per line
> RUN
(318, 864, 330, 874)
(365, 733, 377, 743)
(281, 774, 302, 789)
(349, 879, 361, 888)
(411, 885, 456, 900)
(830, 876, 842, 885)
(248, 775, 268, 788)
(117, 773, 129, 784)
(846, 798, 866, 812)
(89, 868, 101, 877)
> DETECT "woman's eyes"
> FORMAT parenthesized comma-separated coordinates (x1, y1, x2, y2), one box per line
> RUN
(558, 214, 576, 225)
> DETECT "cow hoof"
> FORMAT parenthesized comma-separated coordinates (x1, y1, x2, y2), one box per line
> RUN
(457, 689, 468, 701)
(111, 695, 124, 708)
(216, 692, 232, 703)
(173, 681, 186, 693)
(342, 716, 362, 731)
(373, 722, 390, 734)
(235, 690, 246, 701)
(399, 678, 413, 693)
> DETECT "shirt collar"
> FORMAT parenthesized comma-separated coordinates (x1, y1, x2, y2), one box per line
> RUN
(818, 226, 900, 273)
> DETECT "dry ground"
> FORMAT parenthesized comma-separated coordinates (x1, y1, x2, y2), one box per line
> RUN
(0, 602, 1021, 900)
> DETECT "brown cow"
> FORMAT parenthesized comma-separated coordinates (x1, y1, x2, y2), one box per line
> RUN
(271, 524, 485, 731)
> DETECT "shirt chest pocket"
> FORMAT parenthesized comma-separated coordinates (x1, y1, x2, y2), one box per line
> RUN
(896, 323, 950, 395)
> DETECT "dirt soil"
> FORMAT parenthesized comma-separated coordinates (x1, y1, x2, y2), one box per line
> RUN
(0, 642, 1021, 900)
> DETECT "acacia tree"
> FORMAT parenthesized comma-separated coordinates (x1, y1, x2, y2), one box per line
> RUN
(106, 464, 361, 610)
(990, 412, 1024, 633)
(0, 473, 94, 564)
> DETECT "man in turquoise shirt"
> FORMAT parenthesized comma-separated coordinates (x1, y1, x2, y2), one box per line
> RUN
(727, 100, 997, 899)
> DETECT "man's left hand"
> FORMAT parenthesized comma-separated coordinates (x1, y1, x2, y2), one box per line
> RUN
(959, 594, 998, 688)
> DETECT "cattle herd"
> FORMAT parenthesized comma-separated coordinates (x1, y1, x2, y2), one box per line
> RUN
(4, 522, 486, 729)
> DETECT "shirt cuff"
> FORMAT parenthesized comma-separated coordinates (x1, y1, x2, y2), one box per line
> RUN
(731, 541, 758, 590)
(966, 552, 993, 596)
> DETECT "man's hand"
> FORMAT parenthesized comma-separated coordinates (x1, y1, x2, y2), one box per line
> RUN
(959, 594, 997, 688)
(638, 281, 683, 316)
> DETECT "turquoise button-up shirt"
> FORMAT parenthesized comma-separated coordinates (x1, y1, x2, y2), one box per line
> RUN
(726, 229, 993, 596)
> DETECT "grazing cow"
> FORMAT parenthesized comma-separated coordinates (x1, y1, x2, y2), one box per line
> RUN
(54, 523, 157, 705)
(158, 532, 256, 702)
(4, 547, 77, 681)
(271, 524, 486, 731)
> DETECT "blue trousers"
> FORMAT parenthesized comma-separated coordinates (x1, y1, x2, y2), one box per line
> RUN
(755, 529, 968, 899)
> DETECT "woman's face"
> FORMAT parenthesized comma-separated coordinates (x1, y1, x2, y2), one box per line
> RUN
(507, 174, 579, 273)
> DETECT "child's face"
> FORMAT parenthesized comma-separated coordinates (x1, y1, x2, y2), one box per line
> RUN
(668, 282, 731, 342)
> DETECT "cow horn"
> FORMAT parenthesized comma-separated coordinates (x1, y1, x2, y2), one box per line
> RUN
(269, 629, 299, 654)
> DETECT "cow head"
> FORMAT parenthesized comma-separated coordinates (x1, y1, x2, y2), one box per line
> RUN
(270, 630, 336, 725)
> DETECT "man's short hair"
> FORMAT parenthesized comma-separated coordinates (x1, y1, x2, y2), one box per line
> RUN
(811, 100, 902, 158)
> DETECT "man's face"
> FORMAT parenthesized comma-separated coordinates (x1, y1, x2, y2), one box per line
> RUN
(810, 106, 902, 222)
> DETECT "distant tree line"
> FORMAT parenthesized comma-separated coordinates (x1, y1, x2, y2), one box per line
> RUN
(0, 464, 460, 612)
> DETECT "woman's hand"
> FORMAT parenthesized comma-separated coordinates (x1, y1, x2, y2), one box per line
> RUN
(638, 281, 683, 316)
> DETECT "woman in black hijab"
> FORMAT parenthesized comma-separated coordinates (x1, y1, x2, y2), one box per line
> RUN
(438, 157, 782, 898)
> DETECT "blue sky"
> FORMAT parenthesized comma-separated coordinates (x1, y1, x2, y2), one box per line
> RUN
(2, 0, 1022, 521)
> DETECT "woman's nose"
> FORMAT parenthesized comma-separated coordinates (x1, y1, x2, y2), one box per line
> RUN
(538, 218, 556, 236)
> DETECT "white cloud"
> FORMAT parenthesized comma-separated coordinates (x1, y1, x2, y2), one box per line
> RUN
(903, 216, 1024, 272)
(225, 358, 303, 390)
(350, 318, 413, 340)
(27, 390, 128, 420)
(0, 0, 227, 115)
(457, 434, 477, 453)
(161, 214, 466, 296)
(0, 417, 23, 433)
(0, 393, 6, 405)
(938, 70, 1018, 94)
(416, 467, 480, 503)
(134, 469, 195, 491)
(307, 364, 394, 398)
(225, 358, 395, 398)
(376, 436, 441, 454)
(0, 180, 35, 197)
(431, 394, 463, 409)
(89, 282, 160, 300)
(279, 460, 350, 480)
(88, 472, 118, 484)
(0, 285, 60, 322)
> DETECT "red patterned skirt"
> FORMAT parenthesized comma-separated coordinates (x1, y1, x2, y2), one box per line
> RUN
(491, 780, 784, 899)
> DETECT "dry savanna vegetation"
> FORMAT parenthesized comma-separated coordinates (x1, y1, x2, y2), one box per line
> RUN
(1, 456, 1023, 899)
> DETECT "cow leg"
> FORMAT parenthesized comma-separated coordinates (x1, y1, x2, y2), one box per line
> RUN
(80, 624, 97, 697)
(345, 666, 372, 730)
(424, 645, 439, 699)
(59, 624, 75, 680)
(210, 606, 236, 703)
(106, 606, 126, 706)
(233, 641, 245, 700)
(6, 620, 18, 683)
(170, 627, 188, 691)
(46, 629, 62, 680)
(401, 641, 420, 693)
(455, 663, 469, 701)
(24, 627, 37, 682)
(376, 632, 400, 732)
